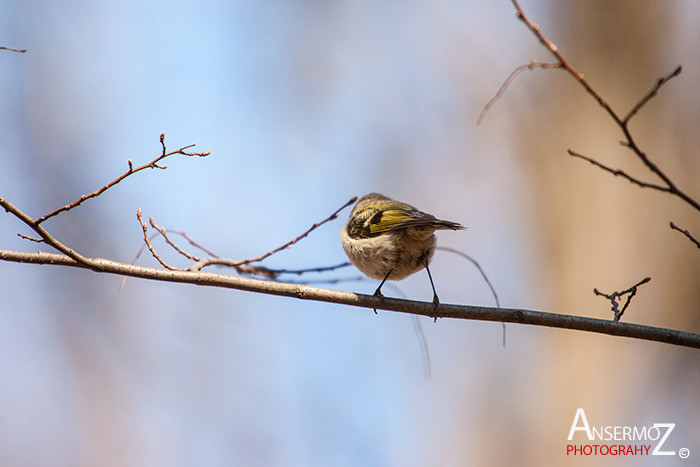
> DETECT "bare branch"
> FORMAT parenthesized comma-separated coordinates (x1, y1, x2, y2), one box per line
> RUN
(476, 60, 563, 126)
(509, 0, 699, 214)
(239, 262, 353, 280)
(197, 261, 352, 280)
(623, 65, 682, 124)
(477, 60, 562, 125)
(436, 247, 500, 308)
(121, 198, 355, 282)
(35, 134, 210, 224)
(670, 222, 700, 249)
(175, 230, 219, 258)
(567, 149, 669, 192)
(190, 196, 358, 272)
(149, 217, 201, 262)
(594, 277, 651, 322)
(0, 46, 27, 53)
(0, 248, 697, 349)
(239, 196, 358, 265)
(136, 209, 176, 270)
(511, 0, 620, 122)
(437, 246, 506, 346)
(0, 195, 93, 266)
(121, 228, 218, 290)
(17, 233, 44, 243)
(263, 262, 352, 277)
(1, 186, 698, 348)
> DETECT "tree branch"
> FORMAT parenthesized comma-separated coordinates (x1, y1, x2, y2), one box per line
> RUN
(623, 66, 682, 124)
(2, 168, 698, 348)
(477, 60, 562, 125)
(35, 134, 210, 224)
(670, 222, 700, 249)
(594, 277, 651, 322)
(189, 196, 357, 272)
(0, 248, 698, 349)
(508, 0, 699, 215)
(567, 149, 669, 192)
(136, 209, 177, 270)
(0, 46, 27, 53)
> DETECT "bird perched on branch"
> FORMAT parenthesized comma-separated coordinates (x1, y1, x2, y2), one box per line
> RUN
(341, 193, 465, 305)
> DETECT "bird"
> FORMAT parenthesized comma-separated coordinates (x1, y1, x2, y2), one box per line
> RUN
(340, 193, 465, 306)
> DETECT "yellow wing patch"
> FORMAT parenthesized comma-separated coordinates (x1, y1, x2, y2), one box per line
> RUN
(367, 209, 435, 235)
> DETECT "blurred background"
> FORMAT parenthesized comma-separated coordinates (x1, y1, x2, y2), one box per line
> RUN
(1, 1, 698, 465)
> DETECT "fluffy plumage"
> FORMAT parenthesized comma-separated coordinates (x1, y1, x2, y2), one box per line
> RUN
(341, 193, 464, 303)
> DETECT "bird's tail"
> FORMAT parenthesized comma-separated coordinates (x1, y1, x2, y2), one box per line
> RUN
(433, 219, 466, 231)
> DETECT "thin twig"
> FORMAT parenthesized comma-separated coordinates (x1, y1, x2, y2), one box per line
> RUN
(136, 209, 176, 270)
(191, 259, 352, 278)
(0, 196, 93, 266)
(190, 196, 358, 271)
(412, 315, 431, 379)
(176, 230, 219, 258)
(510, 0, 619, 122)
(134, 199, 354, 280)
(17, 233, 44, 242)
(281, 275, 366, 286)
(239, 196, 358, 265)
(382, 284, 432, 378)
(119, 230, 164, 290)
(119, 228, 217, 290)
(436, 247, 500, 308)
(149, 217, 201, 262)
(510, 0, 699, 214)
(623, 66, 682, 124)
(236, 262, 353, 280)
(36, 134, 210, 224)
(477, 60, 562, 125)
(567, 149, 669, 192)
(264, 262, 352, 276)
(437, 246, 505, 346)
(0, 46, 27, 53)
(670, 222, 700, 249)
(594, 277, 651, 322)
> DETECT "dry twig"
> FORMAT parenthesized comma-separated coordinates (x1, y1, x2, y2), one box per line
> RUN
(36, 134, 210, 224)
(594, 277, 651, 322)
(567, 149, 668, 192)
(670, 222, 700, 249)
(119, 228, 219, 290)
(189, 196, 358, 272)
(437, 246, 506, 346)
(17, 233, 43, 242)
(234, 262, 353, 280)
(0, 46, 27, 53)
(149, 217, 201, 262)
(478, 60, 561, 125)
(136, 209, 176, 270)
(492, 1, 699, 224)
(126, 198, 355, 281)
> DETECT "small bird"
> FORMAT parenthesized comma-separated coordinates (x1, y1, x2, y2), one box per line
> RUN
(340, 193, 465, 305)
